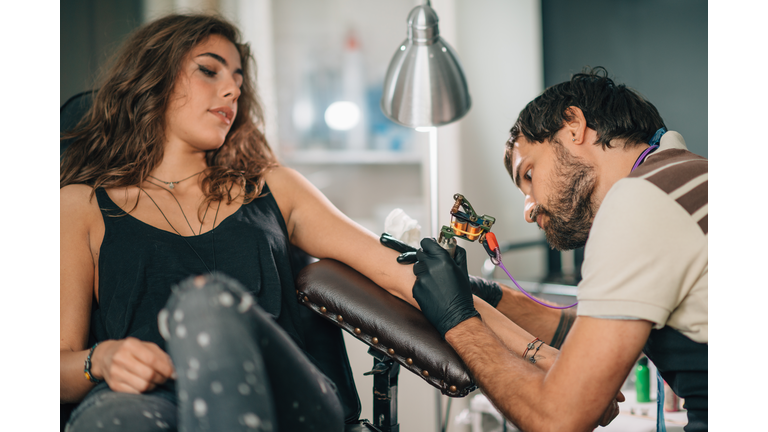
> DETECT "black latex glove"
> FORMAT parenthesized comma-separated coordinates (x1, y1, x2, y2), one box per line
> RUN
(468, 275, 503, 308)
(379, 232, 418, 264)
(412, 238, 481, 338)
(380, 233, 503, 307)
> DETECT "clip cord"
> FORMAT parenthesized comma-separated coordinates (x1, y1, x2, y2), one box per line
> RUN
(493, 248, 578, 309)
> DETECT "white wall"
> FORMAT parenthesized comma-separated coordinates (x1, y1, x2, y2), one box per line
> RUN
(455, 0, 546, 282)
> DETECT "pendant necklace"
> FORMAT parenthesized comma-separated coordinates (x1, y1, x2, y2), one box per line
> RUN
(149, 170, 205, 190)
(140, 180, 221, 274)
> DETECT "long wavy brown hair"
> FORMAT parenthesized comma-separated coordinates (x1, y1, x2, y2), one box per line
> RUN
(60, 14, 278, 217)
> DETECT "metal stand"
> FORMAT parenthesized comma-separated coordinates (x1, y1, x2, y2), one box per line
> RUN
(364, 348, 400, 432)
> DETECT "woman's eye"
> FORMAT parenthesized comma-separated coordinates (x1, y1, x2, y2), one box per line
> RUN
(198, 65, 216, 77)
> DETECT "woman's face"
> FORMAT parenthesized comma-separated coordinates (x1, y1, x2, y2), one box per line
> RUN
(164, 34, 244, 152)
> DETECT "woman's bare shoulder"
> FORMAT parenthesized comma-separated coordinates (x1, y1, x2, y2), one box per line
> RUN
(261, 166, 325, 236)
(263, 166, 321, 193)
(262, 165, 302, 185)
(61, 183, 94, 202)
(262, 166, 312, 199)
(60, 184, 100, 222)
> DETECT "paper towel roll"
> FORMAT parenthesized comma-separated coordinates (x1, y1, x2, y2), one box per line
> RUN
(384, 208, 422, 248)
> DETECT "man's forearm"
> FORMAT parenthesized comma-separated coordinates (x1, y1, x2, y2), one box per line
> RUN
(446, 318, 543, 426)
(494, 284, 575, 347)
(445, 317, 602, 432)
(474, 298, 559, 371)
(445, 317, 558, 431)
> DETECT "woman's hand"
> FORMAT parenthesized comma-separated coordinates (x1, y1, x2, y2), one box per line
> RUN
(92, 338, 176, 394)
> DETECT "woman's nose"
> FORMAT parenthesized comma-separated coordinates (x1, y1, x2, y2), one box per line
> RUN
(222, 77, 241, 101)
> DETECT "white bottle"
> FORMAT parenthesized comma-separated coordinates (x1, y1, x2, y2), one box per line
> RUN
(340, 29, 368, 151)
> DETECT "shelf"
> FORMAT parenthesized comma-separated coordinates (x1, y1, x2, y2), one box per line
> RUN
(280, 149, 422, 165)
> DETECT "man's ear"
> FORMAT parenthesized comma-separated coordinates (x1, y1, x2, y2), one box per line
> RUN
(563, 106, 588, 145)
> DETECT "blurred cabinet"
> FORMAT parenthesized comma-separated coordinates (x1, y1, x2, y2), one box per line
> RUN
(268, 0, 428, 234)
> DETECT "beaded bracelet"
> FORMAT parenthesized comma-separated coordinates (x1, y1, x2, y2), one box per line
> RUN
(84, 342, 102, 384)
(529, 340, 545, 364)
(522, 337, 540, 360)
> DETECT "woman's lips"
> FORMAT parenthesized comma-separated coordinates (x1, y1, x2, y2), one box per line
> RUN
(210, 107, 234, 125)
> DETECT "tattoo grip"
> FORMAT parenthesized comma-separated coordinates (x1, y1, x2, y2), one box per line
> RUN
(437, 231, 457, 258)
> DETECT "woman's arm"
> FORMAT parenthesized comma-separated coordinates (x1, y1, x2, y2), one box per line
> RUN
(60, 185, 103, 402)
(60, 185, 174, 403)
(266, 168, 416, 301)
(265, 168, 558, 370)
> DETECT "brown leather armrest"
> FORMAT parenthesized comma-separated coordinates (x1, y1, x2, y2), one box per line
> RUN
(296, 259, 476, 397)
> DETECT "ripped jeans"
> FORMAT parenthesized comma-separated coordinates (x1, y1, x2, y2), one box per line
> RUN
(65, 273, 344, 432)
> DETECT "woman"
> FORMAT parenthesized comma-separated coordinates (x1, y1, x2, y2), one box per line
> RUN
(60, 13, 607, 432)
(60, 14, 417, 431)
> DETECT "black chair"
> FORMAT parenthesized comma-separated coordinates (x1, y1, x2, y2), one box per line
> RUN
(60, 91, 476, 432)
(60, 90, 96, 431)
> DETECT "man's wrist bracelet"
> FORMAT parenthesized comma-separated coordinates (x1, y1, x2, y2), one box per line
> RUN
(529, 340, 545, 364)
(522, 337, 540, 360)
(84, 342, 102, 384)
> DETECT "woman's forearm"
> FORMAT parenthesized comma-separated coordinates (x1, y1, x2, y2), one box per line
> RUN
(60, 348, 100, 403)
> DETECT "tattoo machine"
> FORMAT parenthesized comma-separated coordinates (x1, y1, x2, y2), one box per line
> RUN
(439, 193, 577, 309)
(437, 193, 498, 259)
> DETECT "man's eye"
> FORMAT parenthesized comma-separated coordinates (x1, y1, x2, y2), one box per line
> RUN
(524, 169, 532, 181)
(198, 65, 216, 77)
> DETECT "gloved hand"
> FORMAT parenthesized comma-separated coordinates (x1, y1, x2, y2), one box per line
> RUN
(380, 233, 503, 307)
(412, 238, 481, 338)
(379, 232, 418, 264)
(467, 275, 503, 308)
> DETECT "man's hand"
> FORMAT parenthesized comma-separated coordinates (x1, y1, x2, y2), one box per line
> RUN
(597, 391, 625, 427)
(381, 233, 503, 307)
(92, 337, 176, 394)
(412, 238, 481, 338)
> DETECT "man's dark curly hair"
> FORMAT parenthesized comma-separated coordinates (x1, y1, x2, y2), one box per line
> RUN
(508, 67, 666, 150)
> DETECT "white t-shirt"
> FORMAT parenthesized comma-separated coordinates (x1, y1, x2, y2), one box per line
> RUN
(576, 132, 708, 343)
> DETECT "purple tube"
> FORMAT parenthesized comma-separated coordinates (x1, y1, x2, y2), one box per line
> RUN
(496, 253, 578, 309)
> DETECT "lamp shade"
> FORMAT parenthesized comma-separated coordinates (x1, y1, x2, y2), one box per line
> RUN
(380, 3, 471, 128)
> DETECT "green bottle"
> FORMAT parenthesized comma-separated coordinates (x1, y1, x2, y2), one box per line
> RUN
(635, 357, 651, 402)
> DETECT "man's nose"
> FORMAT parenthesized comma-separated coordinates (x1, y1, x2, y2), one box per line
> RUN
(523, 195, 536, 224)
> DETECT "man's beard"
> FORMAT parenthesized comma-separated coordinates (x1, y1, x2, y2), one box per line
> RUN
(530, 139, 598, 251)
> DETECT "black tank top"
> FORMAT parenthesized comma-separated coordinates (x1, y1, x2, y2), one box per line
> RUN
(91, 185, 299, 350)
(89, 185, 362, 422)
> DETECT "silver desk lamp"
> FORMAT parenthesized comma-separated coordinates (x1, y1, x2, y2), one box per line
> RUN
(380, 2, 471, 431)
(381, 0, 471, 240)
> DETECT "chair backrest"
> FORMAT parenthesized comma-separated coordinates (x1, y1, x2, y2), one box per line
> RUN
(60, 90, 96, 431)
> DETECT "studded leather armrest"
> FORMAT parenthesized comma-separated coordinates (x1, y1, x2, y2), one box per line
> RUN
(296, 259, 476, 397)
